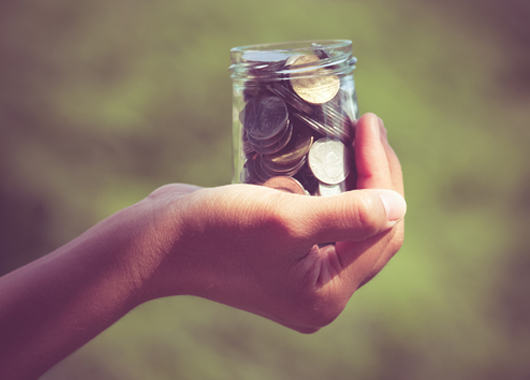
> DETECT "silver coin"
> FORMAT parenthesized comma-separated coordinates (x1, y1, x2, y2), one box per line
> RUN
(244, 96, 288, 142)
(308, 138, 351, 185)
(248, 118, 293, 155)
(318, 181, 346, 197)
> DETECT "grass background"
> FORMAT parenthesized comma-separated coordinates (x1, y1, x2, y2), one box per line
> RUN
(1, 0, 529, 378)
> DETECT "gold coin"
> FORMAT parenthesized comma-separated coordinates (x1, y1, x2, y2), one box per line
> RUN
(289, 55, 340, 104)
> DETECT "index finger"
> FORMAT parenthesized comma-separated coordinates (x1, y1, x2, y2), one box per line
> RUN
(354, 113, 393, 191)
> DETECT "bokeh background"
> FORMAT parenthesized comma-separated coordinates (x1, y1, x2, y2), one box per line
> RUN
(1, 0, 530, 379)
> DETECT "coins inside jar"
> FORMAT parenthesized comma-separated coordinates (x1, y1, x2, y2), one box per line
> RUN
(308, 138, 351, 185)
(288, 54, 341, 105)
(262, 176, 308, 195)
(237, 46, 356, 196)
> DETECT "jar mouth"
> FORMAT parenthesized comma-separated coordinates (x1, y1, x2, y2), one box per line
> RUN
(230, 39, 352, 56)
(229, 40, 356, 80)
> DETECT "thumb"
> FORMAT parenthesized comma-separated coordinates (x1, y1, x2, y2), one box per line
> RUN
(298, 189, 406, 244)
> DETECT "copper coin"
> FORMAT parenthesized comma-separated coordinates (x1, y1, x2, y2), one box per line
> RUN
(262, 176, 307, 195)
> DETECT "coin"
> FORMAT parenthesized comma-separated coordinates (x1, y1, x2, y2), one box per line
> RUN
(311, 43, 331, 59)
(247, 118, 293, 155)
(243, 154, 269, 184)
(318, 182, 346, 197)
(244, 96, 289, 141)
(236, 44, 357, 197)
(293, 112, 345, 141)
(293, 162, 319, 195)
(308, 138, 351, 185)
(265, 121, 314, 165)
(266, 82, 314, 116)
(241, 129, 256, 157)
(288, 55, 340, 104)
(263, 176, 307, 195)
(261, 155, 307, 177)
(241, 81, 271, 101)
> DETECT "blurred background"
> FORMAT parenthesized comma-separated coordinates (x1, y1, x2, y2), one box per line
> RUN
(1, 0, 529, 378)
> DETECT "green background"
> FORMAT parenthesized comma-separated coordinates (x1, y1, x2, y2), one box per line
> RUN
(1, 0, 529, 378)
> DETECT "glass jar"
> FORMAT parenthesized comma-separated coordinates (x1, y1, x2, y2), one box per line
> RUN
(229, 40, 359, 196)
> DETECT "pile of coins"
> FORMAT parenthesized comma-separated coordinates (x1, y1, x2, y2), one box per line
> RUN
(238, 44, 356, 196)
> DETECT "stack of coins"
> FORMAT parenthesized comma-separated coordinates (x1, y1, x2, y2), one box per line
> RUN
(239, 45, 356, 196)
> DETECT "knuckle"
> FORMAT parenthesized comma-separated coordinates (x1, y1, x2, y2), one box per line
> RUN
(269, 197, 308, 240)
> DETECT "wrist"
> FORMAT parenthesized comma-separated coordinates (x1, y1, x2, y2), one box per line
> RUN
(116, 194, 191, 304)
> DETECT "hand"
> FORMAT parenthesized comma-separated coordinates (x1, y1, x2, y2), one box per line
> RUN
(0, 113, 404, 378)
(131, 113, 406, 333)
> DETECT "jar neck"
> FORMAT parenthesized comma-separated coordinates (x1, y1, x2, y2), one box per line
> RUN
(229, 40, 357, 81)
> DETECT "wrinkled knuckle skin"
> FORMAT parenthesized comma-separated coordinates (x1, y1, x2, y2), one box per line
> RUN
(264, 206, 294, 239)
(271, 201, 308, 242)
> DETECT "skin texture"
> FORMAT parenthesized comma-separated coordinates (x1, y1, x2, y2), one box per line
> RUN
(0, 113, 405, 380)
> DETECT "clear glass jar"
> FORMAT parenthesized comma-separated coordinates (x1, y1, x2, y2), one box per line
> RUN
(229, 40, 359, 196)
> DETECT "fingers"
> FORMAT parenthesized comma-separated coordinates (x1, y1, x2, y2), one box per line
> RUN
(379, 120, 405, 196)
(354, 113, 393, 191)
(276, 112, 406, 248)
(312, 114, 404, 288)
(294, 188, 406, 244)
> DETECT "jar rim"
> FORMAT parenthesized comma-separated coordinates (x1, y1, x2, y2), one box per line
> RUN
(229, 40, 356, 80)
(230, 39, 352, 54)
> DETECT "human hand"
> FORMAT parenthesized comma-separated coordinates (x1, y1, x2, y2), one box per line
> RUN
(0, 113, 404, 379)
(128, 113, 405, 333)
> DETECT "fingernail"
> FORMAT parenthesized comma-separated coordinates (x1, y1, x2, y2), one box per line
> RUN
(378, 190, 407, 222)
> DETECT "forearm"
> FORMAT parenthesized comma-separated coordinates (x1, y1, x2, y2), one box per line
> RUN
(0, 213, 147, 379)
